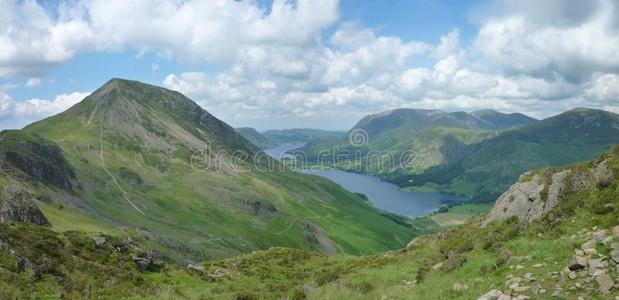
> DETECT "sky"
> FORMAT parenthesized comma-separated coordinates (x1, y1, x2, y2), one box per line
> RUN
(1, 0, 618, 130)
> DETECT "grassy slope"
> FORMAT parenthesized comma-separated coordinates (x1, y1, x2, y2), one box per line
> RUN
(16, 79, 416, 262)
(172, 145, 619, 299)
(3, 148, 617, 299)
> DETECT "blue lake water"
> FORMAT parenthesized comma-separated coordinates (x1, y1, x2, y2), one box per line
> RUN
(264, 142, 306, 159)
(303, 169, 467, 218)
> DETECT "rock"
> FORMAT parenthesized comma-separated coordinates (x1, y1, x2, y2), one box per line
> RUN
(531, 263, 544, 268)
(93, 236, 107, 246)
(613, 225, 619, 238)
(452, 283, 468, 292)
(610, 249, 619, 263)
(581, 239, 597, 250)
(583, 248, 597, 255)
(513, 285, 530, 293)
(593, 159, 614, 188)
(523, 273, 536, 282)
(0, 182, 49, 225)
(187, 263, 205, 273)
(478, 289, 504, 300)
(432, 262, 444, 270)
(568, 255, 588, 271)
(595, 273, 614, 294)
(568, 271, 577, 280)
(575, 249, 584, 256)
(515, 264, 525, 270)
(588, 258, 604, 269)
(514, 296, 530, 300)
(131, 251, 163, 272)
(483, 171, 571, 226)
(551, 287, 563, 298)
(593, 230, 608, 242)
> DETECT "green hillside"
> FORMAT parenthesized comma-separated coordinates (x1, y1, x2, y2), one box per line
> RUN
(0, 79, 417, 262)
(407, 108, 619, 201)
(301, 108, 619, 202)
(2, 145, 617, 299)
(235, 127, 276, 149)
(262, 128, 345, 145)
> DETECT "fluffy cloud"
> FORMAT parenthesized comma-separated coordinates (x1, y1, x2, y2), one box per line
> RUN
(0, 0, 338, 76)
(474, 0, 619, 82)
(0, 91, 89, 128)
(2, 0, 619, 129)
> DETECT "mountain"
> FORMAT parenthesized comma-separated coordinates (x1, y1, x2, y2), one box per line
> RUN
(407, 108, 619, 200)
(470, 109, 538, 129)
(352, 108, 537, 138)
(235, 127, 276, 149)
(4, 145, 617, 298)
(262, 128, 345, 145)
(300, 108, 536, 180)
(1, 78, 417, 262)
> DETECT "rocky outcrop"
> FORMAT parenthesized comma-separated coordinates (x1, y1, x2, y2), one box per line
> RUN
(0, 182, 48, 225)
(0, 130, 75, 191)
(483, 170, 570, 227)
(483, 157, 614, 227)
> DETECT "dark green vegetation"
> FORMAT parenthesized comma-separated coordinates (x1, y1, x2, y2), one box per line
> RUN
(301, 107, 619, 202)
(262, 128, 345, 145)
(3, 146, 616, 299)
(0, 79, 417, 263)
(235, 127, 276, 149)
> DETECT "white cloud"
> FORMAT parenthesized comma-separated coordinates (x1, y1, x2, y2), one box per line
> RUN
(474, 0, 619, 82)
(2, 0, 619, 129)
(0, 0, 339, 77)
(25, 77, 42, 88)
(0, 91, 89, 128)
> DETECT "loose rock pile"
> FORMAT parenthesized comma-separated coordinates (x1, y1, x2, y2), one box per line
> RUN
(478, 225, 619, 299)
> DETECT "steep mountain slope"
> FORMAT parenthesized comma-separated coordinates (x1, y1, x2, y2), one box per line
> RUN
(6, 78, 416, 262)
(5, 145, 616, 299)
(235, 127, 276, 149)
(410, 108, 619, 200)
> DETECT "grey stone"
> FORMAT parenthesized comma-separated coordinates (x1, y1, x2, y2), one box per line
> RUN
(595, 273, 614, 294)
(581, 239, 597, 250)
(93, 236, 107, 246)
(568, 255, 588, 271)
(483, 171, 570, 227)
(478, 289, 504, 300)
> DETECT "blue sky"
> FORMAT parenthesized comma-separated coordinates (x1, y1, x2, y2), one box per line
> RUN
(1, 0, 618, 130)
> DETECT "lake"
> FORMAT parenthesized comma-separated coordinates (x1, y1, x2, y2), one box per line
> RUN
(304, 169, 467, 218)
(264, 142, 306, 159)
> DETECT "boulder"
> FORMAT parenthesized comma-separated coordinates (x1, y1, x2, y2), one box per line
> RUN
(0, 182, 48, 225)
(477, 289, 504, 300)
(187, 263, 205, 273)
(131, 251, 163, 272)
(593, 159, 614, 188)
(93, 236, 107, 246)
(580, 239, 597, 250)
(592, 230, 607, 242)
(568, 255, 588, 271)
(613, 225, 619, 238)
(595, 273, 614, 294)
(610, 249, 619, 263)
(482, 171, 570, 227)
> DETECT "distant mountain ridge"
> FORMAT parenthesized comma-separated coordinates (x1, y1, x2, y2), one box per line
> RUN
(262, 128, 345, 145)
(301, 106, 619, 201)
(236, 127, 276, 149)
(352, 108, 537, 138)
